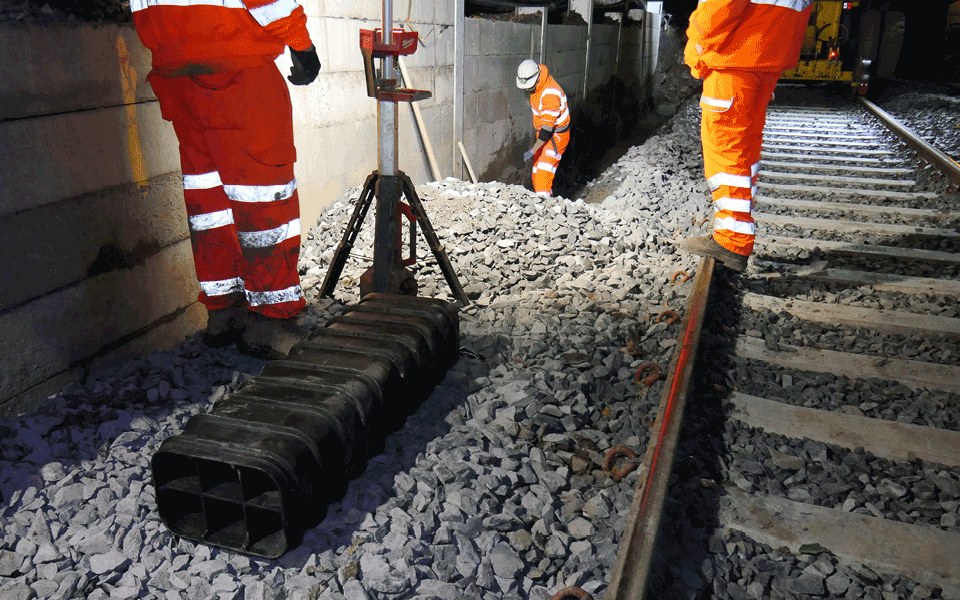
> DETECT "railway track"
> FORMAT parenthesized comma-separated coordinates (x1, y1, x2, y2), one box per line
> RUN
(608, 98, 960, 599)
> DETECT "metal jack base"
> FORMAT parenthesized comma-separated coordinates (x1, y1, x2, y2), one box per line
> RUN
(320, 170, 469, 305)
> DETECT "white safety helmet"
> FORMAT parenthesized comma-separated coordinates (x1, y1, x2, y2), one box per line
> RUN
(516, 59, 541, 90)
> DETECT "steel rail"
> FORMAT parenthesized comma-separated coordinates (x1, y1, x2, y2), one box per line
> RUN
(858, 97, 960, 187)
(605, 257, 715, 600)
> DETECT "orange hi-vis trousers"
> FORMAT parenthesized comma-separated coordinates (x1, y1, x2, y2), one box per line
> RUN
(148, 62, 305, 319)
(532, 129, 570, 197)
(700, 69, 781, 257)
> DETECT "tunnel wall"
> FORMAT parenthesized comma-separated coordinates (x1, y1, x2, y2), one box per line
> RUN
(462, 11, 662, 185)
(0, 2, 660, 415)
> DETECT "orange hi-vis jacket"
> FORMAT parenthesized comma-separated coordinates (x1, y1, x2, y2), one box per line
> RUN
(131, 0, 313, 76)
(529, 65, 570, 135)
(685, 0, 812, 78)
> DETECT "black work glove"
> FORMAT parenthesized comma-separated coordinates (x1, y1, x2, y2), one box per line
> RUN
(288, 45, 320, 86)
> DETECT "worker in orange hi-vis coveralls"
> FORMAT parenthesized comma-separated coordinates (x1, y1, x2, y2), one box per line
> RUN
(517, 60, 571, 197)
(679, 0, 813, 272)
(130, 0, 322, 359)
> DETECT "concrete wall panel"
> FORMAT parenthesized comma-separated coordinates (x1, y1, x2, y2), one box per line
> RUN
(0, 103, 179, 216)
(0, 238, 198, 405)
(0, 24, 152, 120)
(0, 173, 187, 313)
(319, 0, 380, 20)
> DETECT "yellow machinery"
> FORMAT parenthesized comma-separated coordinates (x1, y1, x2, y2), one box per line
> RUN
(781, 1, 859, 85)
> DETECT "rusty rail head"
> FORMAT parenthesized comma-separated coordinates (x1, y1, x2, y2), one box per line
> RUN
(605, 258, 715, 600)
(858, 96, 960, 187)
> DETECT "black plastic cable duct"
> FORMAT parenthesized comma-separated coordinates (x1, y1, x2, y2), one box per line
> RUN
(151, 294, 460, 558)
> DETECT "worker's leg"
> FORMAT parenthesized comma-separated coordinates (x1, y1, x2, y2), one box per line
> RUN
(746, 71, 782, 197)
(532, 130, 570, 197)
(700, 69, 771, 257)
(148, 73, 245, 313)
(199, 63, 306, 321)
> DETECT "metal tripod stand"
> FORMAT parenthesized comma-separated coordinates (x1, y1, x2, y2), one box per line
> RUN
(319, 0, 468, 305)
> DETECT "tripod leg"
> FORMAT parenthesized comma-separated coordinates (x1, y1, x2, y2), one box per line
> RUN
(319, 172, 378, 298)
(399, 173, 470, 305)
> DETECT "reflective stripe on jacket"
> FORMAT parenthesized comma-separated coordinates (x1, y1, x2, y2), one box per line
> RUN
(131, 0, 312, 76)
(684, 0, 812, 77)
(529, 65, 570, 134)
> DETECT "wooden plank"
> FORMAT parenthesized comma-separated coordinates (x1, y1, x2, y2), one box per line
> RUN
(763, 130, 877, 141)
(759, 181, 925, 199)
(741, 292, 960, 339)
(764, 143, 892, 155)
(755, 212, 960, 237)
(802, 268, 960, 297)
(735, 337, 960, 395)
(764, 122, 873, 132)
(720, 488, 960, 598)
(759, 170, 915, 187)
(758, 235, 960, 265)
(727, 391, 960, 465)
(762, 150, 898, 165)
(761, 160, 906, 174)
(754, 196, 945, 219)
(764, 137, 884, 148)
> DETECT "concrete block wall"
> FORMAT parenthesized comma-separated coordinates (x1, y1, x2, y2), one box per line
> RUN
(0, 3, 658, 414)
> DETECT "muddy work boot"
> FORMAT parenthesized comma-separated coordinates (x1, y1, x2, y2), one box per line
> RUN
(238, 312, 309, 360)
(679, 235, 748, 272)
(202, 306, 247, 348)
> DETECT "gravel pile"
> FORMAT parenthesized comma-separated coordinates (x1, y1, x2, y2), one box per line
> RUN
(880, 92, 960, 159)
(2, 86, 960, 600)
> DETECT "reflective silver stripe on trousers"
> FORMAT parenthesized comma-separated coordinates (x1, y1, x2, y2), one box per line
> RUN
(183, 171, 223, 190)
(707, 172, 753, 190)
(713, 197, 752, 214)
(714, 216, 756, 235)
(200, 277, 244, 297)
(248, 0, 300, 26)
(130, 0, 245, 12)
(247, 284, 303, 307)
(237, 218, 301, 248)
(535, 162, 557, 174)
(224, 179, 297, 203)
(701, 95, 733, 110)
(189, 209, 234, 232)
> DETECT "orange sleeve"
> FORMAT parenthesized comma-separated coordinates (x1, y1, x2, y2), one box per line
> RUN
(243, 1, 313, 51)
